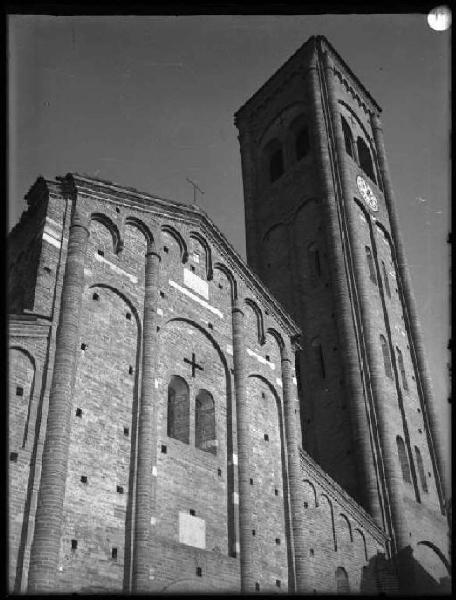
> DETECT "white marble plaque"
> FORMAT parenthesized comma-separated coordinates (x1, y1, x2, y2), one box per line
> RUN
(178, 512, 206, 549)
(183, 267, 209, 299)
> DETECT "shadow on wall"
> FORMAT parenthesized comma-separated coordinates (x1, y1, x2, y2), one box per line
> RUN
(360, 546, 451, 596)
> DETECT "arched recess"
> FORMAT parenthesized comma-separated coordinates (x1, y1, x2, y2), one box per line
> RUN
(9, 346, 36, 449)
(258, 101, 308, 147)
(354, 528, 368, 561)
(245, 298, 266, 345)
(337, 512, 353, 544)
(247, 374, 292, 586)
(161, 224, 188, 263)
(162, 317, 236, 556)
(289, 114, 310, 162)
(189, 231, 213, 280)
(319, 493, 337, 551)
(65, 283, 142, 592)
(195, 389, 217, 454)
(302, 479, 317, 508)
(167, 375, 190, 444)
(124, 216, 155, 249)
(416, 541, 451, 576)
(91, 212, 123, 254)
(266, 327, 286, 356)
(213, 262, 237, 304)
(335, 566, 350, 594)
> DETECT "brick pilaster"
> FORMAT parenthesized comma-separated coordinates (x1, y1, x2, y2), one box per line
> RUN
(371, 114, 447, 512)
(307, 56, 384, 527)
(132, 243, 161, 592)
(280, 344, 310, 593)
(231, 298, 254, 592)
(27, 208, 89, 593)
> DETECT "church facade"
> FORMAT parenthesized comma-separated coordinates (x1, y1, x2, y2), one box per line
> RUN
(8, 36, 450, 594)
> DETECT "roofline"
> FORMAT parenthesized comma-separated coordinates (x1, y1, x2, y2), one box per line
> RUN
(235, 34, 381, 122)
(66, 173, 302, 338)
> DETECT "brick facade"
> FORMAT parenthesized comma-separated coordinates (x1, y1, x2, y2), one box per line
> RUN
(8, 35, 450, 595)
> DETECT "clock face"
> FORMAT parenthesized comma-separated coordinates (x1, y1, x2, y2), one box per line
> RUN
(356, 175, 378, 212)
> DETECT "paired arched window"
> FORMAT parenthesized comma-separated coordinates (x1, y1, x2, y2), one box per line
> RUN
(195, 390, 216, 455)
(335, 567, 350, 594)
(167, 377, 216, 454)
(382, 261, 391, 298)
(167, 376, 190, 444)
(357, 137, 377, 183)
(263, 139, 284, 184)
(308, 242, 322, 280)
(311, 338, 326, 379)
(415, 446, 428, 493)
(396, 435, 412, 484)
(295, 125, 310, 161)
(380, 334, 393, 379)
(365, 246, 377, 284)
(396, 347, 408, 391)
(341, 116, 355, 160)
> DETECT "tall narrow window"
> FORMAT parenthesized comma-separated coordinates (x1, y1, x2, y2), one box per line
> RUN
(195, 389, 217, 455)
(308, 242, 322, 280)
(341, 116, 355, 160)
(335, 567, 350, 594)
(380, 335, 393, 379)
(396, 347, 408, 390)
(396, 435, 412, 484)
(167, 375, 190, 444)
(414, 446, 428, 493)
(365, 246, 377, 284)
(382, 261, 391, 298)
(357, 137, 376, 183)
(270, 147, 284, 182)
(311, 338, 326, 379)
(295, 126, 310, 160)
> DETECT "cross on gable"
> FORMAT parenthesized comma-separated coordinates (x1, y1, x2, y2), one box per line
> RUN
(184, 352, 204, 378)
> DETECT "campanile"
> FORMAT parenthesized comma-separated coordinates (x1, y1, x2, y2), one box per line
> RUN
(235, 35, 448, 592)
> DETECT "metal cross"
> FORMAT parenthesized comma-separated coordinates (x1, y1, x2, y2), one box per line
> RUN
(186, 177, 205, 206)
(184, 352, 204, 378)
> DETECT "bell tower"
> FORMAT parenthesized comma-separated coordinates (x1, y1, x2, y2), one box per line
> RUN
(235, 35, 449, 593)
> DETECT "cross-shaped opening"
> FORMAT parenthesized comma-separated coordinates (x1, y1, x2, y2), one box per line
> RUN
(183, 352, 203, 378)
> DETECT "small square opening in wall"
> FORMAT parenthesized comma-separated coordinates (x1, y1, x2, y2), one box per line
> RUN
(218, 283, 223, 289)
(160, 291, 165, 298)
(217, 468, 222, 478)
(261, 392, 266, 399)
(265, 355, 270, 362)
(124, 427, 129, 436)
(116, 485, 124, 494)
(111, 547, 118, 559)
(249, 478, 253, 485)
(81, 343, 87, 351)
(310, 548, 314, 556)
(44, 266, 52, 274)
(163, 246, 169, 253)
(255, 582, 260, 592)
(264, 433, 269, 442)
(418, 428, 422, 434)
(252, 530, 256, 536)
(275, 538, 281, 545)
(189, 509, 196, 516)
(190, 265, 195, 272)
(196, 567, 202, 577)
(276, 580, 281, 588)
(161, 445, 167, 454)
(92, 293, 99, 301)
(16, 386, 24, 397)
(128, 365, 134, 375)
(71, 539, 78, 550)
(97, 249, 104, 257)
(10, 452, 18, 462)
(115, 207, 120, 213)
(208, 323, 213, 330)
(126, 312, 131, 320)
(75, 408, 82, 417)
(274, 489, 279, 496)
(80, 475, 88, 484)
(304, 501, 308, 509)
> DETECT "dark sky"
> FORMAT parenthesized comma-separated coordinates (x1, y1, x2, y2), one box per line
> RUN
(8, 15, 451, 487)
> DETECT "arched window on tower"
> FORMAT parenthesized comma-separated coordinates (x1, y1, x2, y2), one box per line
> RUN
(295, 125, 310, 161)
(167, 375, 190, 444)
(262, 139, 285, 184)
(335, 567, 350, 594)
(365, 246, 377, 285)
(195, 389, 217, 455)
(382, 260, 391, 298)
(308, 242, 322, 281)
(341, 116, 355, 160)
(396, 435, 412, 484)
(311, 337, 326, 379)
(380, 334, 393, 379)
(414, 446, 428, 493)
(357, 137, 377, 183)
(396, 347, 408, 391)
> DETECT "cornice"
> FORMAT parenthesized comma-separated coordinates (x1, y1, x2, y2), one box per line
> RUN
(68, 173, 301, 339)
(8, 314, 51, 338)
(300, 448, 388, 545)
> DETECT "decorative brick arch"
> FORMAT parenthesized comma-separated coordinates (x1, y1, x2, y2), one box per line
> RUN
(161, 224, 188, 263)
(90, 212, 123, 254)
(213, 262, 237, 304)
(124, 216, 155, 249)
(245, 298, 266, 345)
(189, 231, 213, 280)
